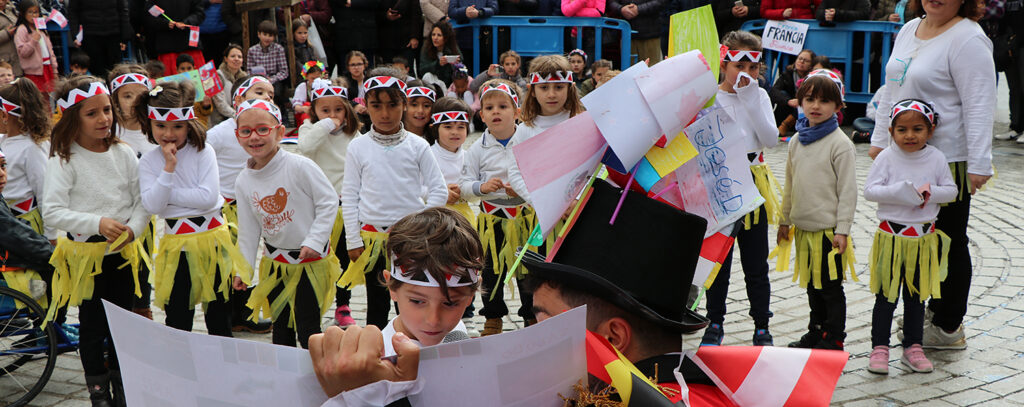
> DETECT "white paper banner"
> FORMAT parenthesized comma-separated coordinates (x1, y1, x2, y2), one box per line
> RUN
(761, 20, 809, 56)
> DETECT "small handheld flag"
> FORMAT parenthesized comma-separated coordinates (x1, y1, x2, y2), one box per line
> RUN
(47, 10, 68, 28)
(33, 17, 46, 30)
(188, 26, 200, 47)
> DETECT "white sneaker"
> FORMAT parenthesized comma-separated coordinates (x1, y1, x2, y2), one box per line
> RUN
(463, 318, 480, 338)
(1016, 135, 1024, 144)
(995, 130, 1020, 140)
(922, 323, 967, 350)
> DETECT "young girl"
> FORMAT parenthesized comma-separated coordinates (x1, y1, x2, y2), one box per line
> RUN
(234, 98, 341, 348)
(42, 75, 150, 406)
(403, 79, 437, 137)
(342, 51, 370, 131)
(296, 77, 362, 328)
(427, 96, 473, 224)
(700, 31, 780, 347)
(0, 78, 52, 238)
(108, 64, 157, 157)
(292, 18, 315, 76)
(864, 99, 956, 375)
(338, 68, 448, 329)
(383, 206, 483, 353)
(776, 72, 858, 351)
(292, 60, 324, 126)
(568, 49, 588, 91)
(14, 0, 57, 101)
(459, 79, 534, 336)
(136, 80, 251, 336)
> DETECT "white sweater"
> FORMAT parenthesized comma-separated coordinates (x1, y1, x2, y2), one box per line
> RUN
(0, 135, 48, 204)
(207, 118, 249, 200)
(459, 129, 524, 205)
(341, 129, 448, 248)
(430, 142, 464, 185)
(297, 118, 357, 196)
(42, 142, 149, 239)
(117, 126, 157, 157)
(864, 145, 958, 225)
(138, 143, 223, 219)
(714, 84, 778, 155)
(871, 18, 996, 176)
(235, 149, 339, 267)
(506, 111, 572, 203)
(291, 81, 311, 107)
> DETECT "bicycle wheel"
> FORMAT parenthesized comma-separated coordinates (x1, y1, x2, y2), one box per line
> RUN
(0, 285, 58, 407)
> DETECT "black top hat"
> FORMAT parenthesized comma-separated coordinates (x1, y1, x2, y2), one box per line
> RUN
(523, 180, 710, 333)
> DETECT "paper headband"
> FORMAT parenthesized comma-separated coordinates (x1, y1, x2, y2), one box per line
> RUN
(891, 99, 938, 125)
(431, 111, 470, 124)
(0, 96, 21, 117)
(405, 86, 436, 102)
(569, 49, 587, 61)
(234, 76, 271, 99)
(363, 76, 407, 93)
(57, 82, 110, 112)
(723, 50, 762, 63)
(148, 106, 196, 121)
(236, 99, 282, 123)
(310, 78, 348, 100)
(110, 73, 153, 93)
(480, 83, 520, 107)
(389, 254, 480, 288)
(530, 71, 573, 85)
(301, 60, 325, 79)
(806, 69, 845, 100)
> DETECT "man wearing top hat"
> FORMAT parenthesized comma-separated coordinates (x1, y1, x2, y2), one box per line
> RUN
(310, 180, 735, 405)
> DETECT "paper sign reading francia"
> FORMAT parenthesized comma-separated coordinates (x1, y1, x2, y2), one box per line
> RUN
(761, 19, 809, 55)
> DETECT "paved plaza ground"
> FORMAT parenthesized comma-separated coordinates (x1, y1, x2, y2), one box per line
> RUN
(6, 82, 1024, 406)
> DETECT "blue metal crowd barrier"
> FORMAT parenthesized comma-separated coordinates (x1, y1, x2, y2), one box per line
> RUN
(740, 19, 902, 104)
(45, 20, 71, 76)
(450, 16, 633, 74)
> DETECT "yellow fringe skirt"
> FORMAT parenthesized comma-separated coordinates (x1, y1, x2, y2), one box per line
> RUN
(10, 205, 45, 236)
(151, 225, 253, 311)
(771, 227, 858, 289)
(246, 254, 341, 327)
(329, 206, 345, 254)
(337, 229, 389, 288)
(746, 164, 783, 229)
(222, 199, 239, 241)
(1, 269, 47, 309)
(448, 200, 477, 225)
(46, 235, 150, 322)
(477, 210, 532, 280)
(869, 225, 950, 303)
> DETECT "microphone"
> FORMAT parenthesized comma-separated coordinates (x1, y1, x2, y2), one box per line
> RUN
(441, 329, 471, 343)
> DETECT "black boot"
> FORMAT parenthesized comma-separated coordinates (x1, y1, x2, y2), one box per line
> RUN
(110, 370, 127, 407)
(85, 374, 113, 407)
(814, 331, 846, 350)
(787, 324, 823, 348)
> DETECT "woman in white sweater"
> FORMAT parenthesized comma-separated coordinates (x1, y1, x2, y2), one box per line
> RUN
(868, 0, 995, 350)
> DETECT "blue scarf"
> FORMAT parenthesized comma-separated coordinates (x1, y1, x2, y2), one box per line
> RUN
(795, 115, 839, 145)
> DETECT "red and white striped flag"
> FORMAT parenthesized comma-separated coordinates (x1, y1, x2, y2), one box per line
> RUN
(148, 5, 165, 17)
(686, 346, 848, 407)
(47, 9, 67, 28)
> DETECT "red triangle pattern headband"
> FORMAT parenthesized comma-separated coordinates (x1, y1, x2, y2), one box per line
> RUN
(234, 76, 271, 100)
(148, 106, 196, 121)
(0, 96, 21, 117)
(363, 76, 407, 93)
(389, 254, 480, 288)
(110, 73, 153, 93)
(236, 99, 282, 123)
(891, 98, 938, 125)
(723, 50, 762, 63)
(311, 78, 348, 100)
(530, 71, 574, 84)
(57, 82, 110, 112)
(405, 86, 436, 102)
(480, 83, 520, 107)
(807, 68, 845, 101)
(431, 110, 469, 124)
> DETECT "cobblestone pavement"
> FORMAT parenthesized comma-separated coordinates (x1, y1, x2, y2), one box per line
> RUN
(8, 101, 1024, 407)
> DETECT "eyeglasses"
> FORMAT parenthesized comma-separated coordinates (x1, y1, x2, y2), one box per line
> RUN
(236, 124, 280, 138)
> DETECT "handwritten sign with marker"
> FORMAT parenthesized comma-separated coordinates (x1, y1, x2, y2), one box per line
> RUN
(761, 19, 809, 55)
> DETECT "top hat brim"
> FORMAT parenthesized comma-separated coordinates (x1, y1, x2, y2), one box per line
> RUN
(522, 250, 710, 334)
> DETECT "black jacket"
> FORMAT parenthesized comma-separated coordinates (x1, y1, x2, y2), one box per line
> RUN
(816, 0, 870, 22)
(713, 0, 760, 38)
(67, 0, 134, 41)
(0, 199, 53, 272)
(609, 0, 666, 39)
(377, 0, 423, 50)
(499, 0, 540, 15)
(331, 0, 381, 51)
(143, 0, 205, 54)
(769, 66, 800, 107)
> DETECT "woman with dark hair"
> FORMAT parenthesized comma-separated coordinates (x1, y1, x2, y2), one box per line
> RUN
(770, 48, 815, 135)
(211, 43, 247, 125)
(869, 0, 994, 351)
(419, 21, 463, 86)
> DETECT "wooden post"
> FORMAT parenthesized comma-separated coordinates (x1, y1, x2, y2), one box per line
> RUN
(285, 7, 296, 88)
(241, 11, 250, 52)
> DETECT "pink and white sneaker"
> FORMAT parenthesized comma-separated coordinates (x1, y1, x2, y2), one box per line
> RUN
(901, 344, 934, 373)
(867, 346, 889, 375)
(335, 305, 356, 327)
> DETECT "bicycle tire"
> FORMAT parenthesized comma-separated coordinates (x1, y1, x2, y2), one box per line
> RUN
(0, 285, 58, 407)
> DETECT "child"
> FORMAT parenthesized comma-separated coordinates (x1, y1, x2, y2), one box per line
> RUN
(701, 31, 780, 347)
(295, 77, 362, 328)
(177, 54, 215, 127)
(338, 68, 448, 329)
(391, 56, 416, 82)
(292, 18, 314, 76)
(382, 206, 483, 353)
(136, 80, 251, 336)
(70, 51, 91, 76)
(292, 60, 324, 127)
(403, 79, 437, 137)
(459, 79, 534, 336)
(579, 59, 611, 97)
(446, 64, 474, 107)
(144, 60, 166, 81)
(109, 64, 156, 157)
(247, 20, 290, 109)
(568, 49, 588, 90)
(0, 61, 14, 84)
(864, 99, 956, 375)
(0, 78, 53, 238)
(43, 75, 150, 406)
(427, 96, 473, 224)
(0, 147, 55, 309)
(14, 0, 57, 99)
(469, 50, 529, 96)
(206, 75, 276, 333)
(234, 99, 340, 348)
(776, 72, 857, 350)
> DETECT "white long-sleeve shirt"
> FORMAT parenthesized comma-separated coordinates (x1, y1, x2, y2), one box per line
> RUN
(138, 143, 222, 219)
(871, 17, 996, 176)
(117, 126, 158, 157)
(458, 130, 524, 205)
(0, 135, 48, 204)
(714, 83, 778, 155)
(206, 118, 249, 200)
(42, 142, 149, 239)
(291, 81, 311, 108)
(864, 145, 958, 224)
(430, 142, 464, 185)
(341, 129, 447, 249)
(506, 111, 572, 204)
(297, 118, 357, 196)
(234, 149, 339, 267)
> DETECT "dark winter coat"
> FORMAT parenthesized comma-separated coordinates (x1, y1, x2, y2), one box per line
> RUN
(331, 0, 382, 51)
(608, 0, 665, 39)
(68, 0, 134, 41)
(143, 0, 205, 54)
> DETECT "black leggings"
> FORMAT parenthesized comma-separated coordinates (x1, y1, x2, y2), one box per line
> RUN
(268, 271, 321, 349)
(478, 215, 534, 321)
(79, 254, 139, 376)
(805, 232, 847, 340)
(929, 170, 972, 332)
(365, 256, 391, 329)
(163, 252, 233, 337)
(872, 279, 924, 347)
(705, 206, 773, 328)
(335, 227, 352, 307)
